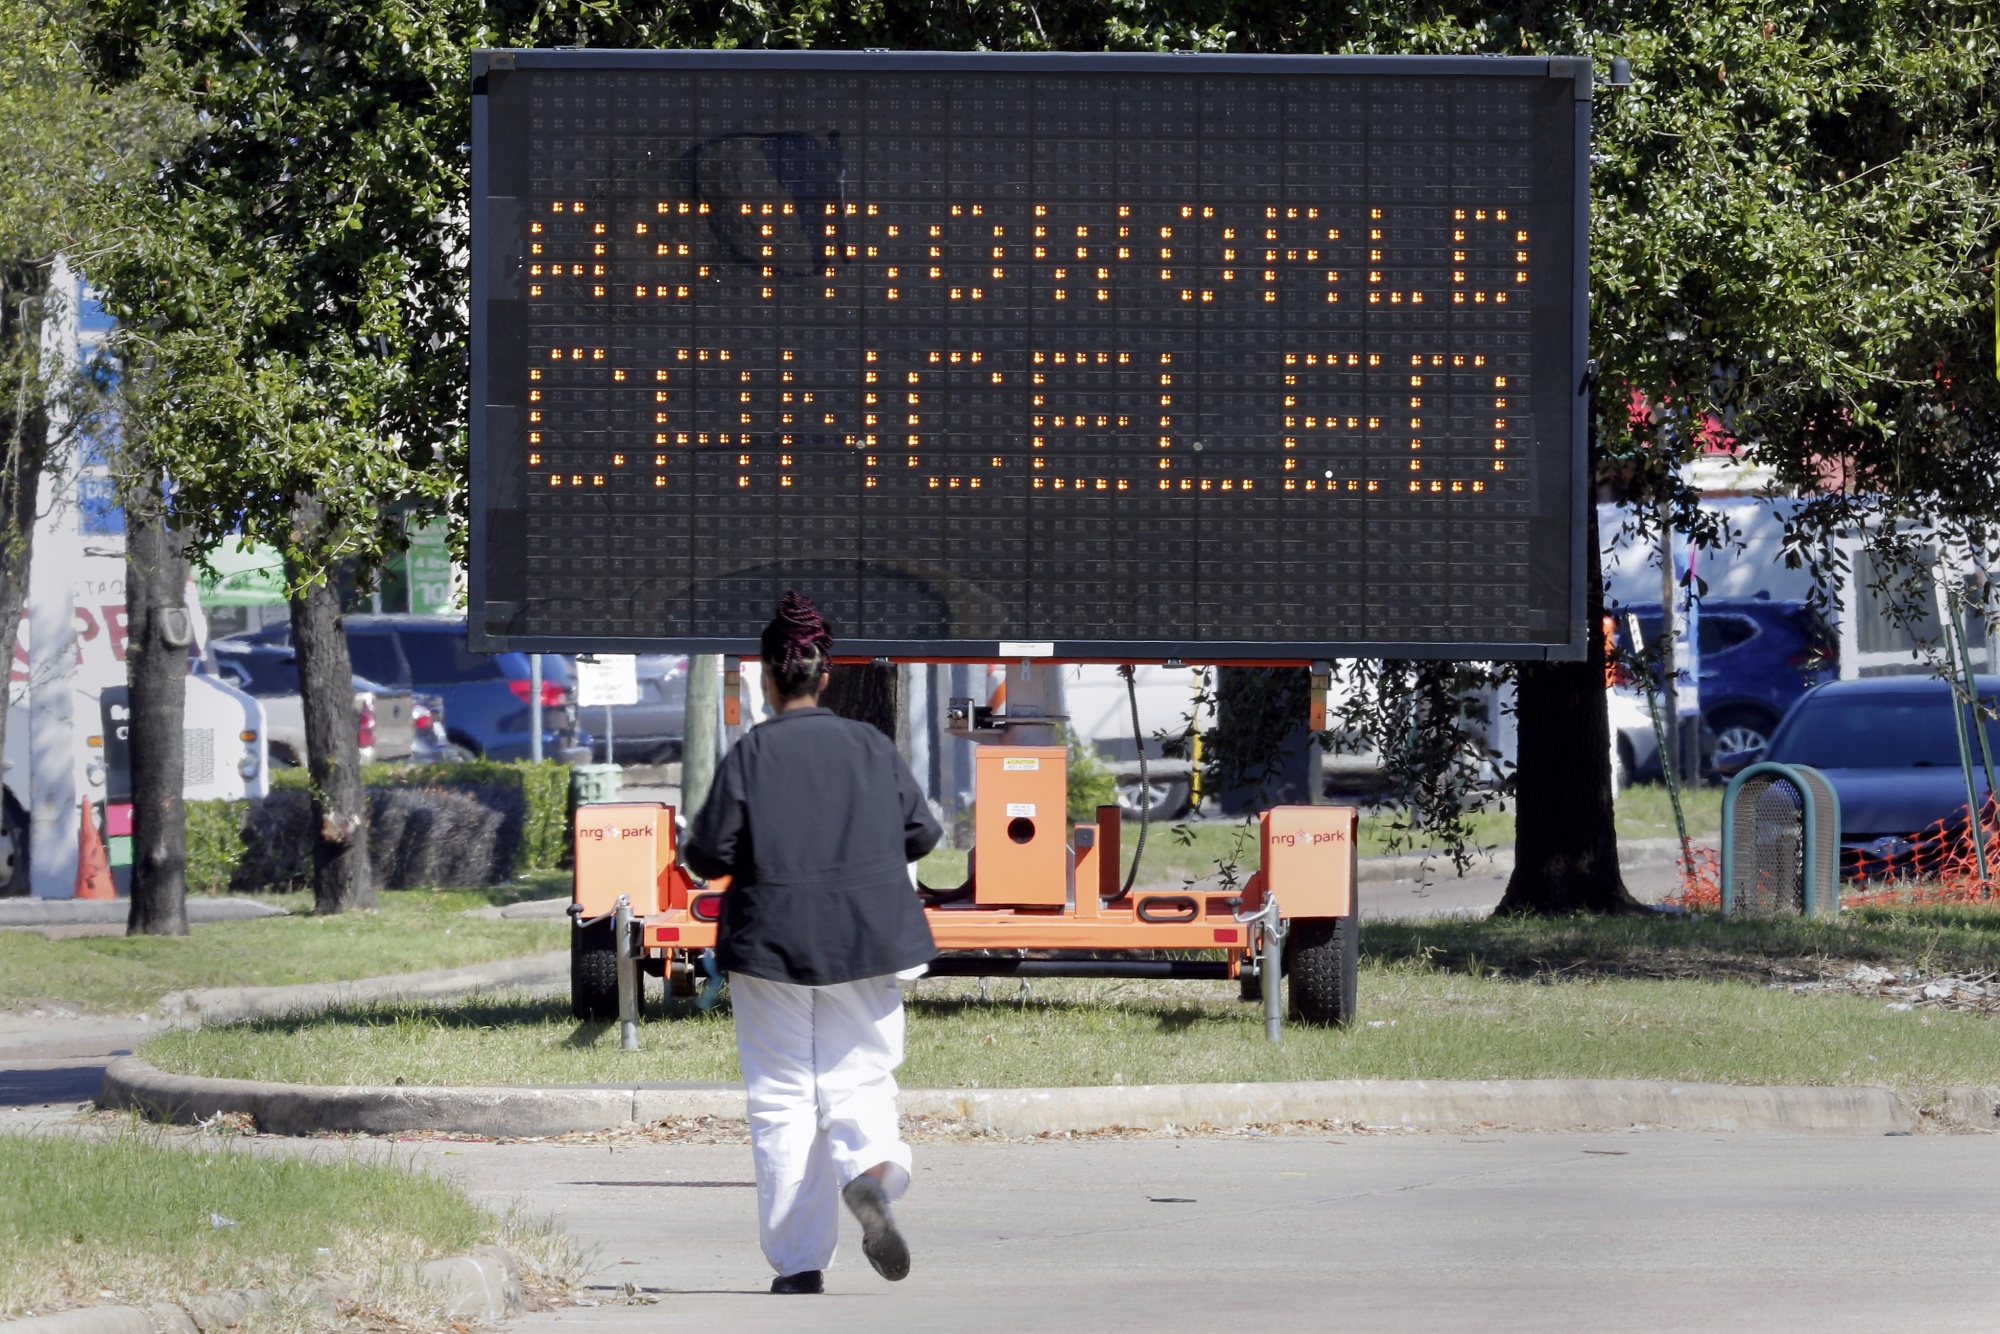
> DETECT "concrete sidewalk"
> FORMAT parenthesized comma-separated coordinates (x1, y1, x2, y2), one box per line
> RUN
(0, 896, 287, 939)
(409, 1131, 2000, 1333)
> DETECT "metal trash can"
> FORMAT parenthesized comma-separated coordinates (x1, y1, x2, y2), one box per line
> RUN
(571, 763, 624, 806)
(1720, 762, 1841, 917)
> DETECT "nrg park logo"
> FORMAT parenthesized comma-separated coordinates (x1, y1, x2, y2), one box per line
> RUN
(580, 823, 657, 842)
(1271, 825, 1348, 849)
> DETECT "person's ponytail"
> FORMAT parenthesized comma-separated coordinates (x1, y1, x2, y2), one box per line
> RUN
(761, 590, 833, 700)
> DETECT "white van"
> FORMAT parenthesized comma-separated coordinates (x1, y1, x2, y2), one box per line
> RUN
(2, 535, 268, 898)
(1, 266, 265, 897)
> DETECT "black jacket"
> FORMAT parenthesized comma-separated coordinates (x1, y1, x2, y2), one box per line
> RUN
(684, 707, 941, 986)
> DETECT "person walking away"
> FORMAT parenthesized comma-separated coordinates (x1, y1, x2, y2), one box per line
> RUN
(684, 591, 941, 1295)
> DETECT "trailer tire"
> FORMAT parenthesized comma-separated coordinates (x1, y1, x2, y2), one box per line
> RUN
(571, 918, 620, 1021)
(1286, 914, 1357, 1028)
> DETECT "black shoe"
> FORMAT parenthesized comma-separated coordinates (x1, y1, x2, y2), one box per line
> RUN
(841, 1174, 911, 1282)
(770, 1270, 823, 1294)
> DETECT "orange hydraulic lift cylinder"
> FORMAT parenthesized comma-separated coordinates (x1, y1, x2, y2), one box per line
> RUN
(1095, 803, 1123, 899)
(1072, 822, 1101, 918)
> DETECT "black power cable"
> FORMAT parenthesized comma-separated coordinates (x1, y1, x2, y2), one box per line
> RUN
(1119, 664, 1147, 896)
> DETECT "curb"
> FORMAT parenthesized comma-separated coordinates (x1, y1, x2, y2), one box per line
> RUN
(0, 1310, 155, 1334)
(99, 1056, 1997, 1139)
(100, 1057, 741, 1138)
(0, 899, 286, 930)
(0, 1248, 522, 1334)
(902, 1079, 1928, 1136)
(155, 953, 568, 1027)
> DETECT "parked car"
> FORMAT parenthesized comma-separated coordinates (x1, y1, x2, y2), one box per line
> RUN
(1611, 597, 1836, 781)
(1067, 665, 1207, 819)
(1067, 664, 1385, 817)
(212, 640, 423, 767)
(1729, 675, 2000, 877)
(217, 615, 589, 762)
(1606, 687, 1655, 790)
(571, 653, 687, 763)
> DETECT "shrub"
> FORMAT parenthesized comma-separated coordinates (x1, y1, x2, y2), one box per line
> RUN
(185, 799, 248, 896)
(201, 759, 573, 892)
(1064, 726, 1119, 823)
(231, 786, 516, 892)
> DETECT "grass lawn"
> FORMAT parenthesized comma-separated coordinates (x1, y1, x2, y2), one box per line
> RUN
(144, 906, 2000, 1096)
(0, 877, 568, 1016)
(0, 1129, 571, 1322)
(917, 782, 1726, 888)
(1366, 902, 2000, 980)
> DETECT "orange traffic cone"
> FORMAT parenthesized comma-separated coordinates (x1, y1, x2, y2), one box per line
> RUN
(75, 795, 115, 900)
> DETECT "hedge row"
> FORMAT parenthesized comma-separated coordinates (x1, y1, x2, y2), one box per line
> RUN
(187, 760, 572, 894)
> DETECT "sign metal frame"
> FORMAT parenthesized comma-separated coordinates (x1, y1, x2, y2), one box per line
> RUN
(469, 50, 1592, 662)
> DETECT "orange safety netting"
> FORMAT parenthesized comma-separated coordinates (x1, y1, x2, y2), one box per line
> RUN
(1659, 800, 2000, 912)
(1662, 845, 1721, 912)
(1843, 796, 2000, 908)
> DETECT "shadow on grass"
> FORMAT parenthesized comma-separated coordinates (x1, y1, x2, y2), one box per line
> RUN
(1363, 902, 2000, 983)
(903, 993, 1235, 1035)
(199, 991, 735, 1039)
(377, 874, 570, 910)
(565, 1020, 611, 1047)
(464, 869, 574, 908)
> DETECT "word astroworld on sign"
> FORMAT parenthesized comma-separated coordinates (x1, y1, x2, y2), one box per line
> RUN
(470, 53, 1590, 660)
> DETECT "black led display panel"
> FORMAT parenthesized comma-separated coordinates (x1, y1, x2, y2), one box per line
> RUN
(470, 52, 1591, 660)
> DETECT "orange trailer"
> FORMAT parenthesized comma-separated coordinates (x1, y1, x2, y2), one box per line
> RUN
(569, 732, 1360, 1031)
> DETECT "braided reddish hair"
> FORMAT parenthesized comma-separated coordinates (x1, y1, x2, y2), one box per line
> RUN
(760, 590, 833, 697)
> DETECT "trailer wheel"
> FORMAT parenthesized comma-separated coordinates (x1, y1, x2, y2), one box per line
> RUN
(571, 917, 620, 1021)
(1286, 915, 1358, 1027)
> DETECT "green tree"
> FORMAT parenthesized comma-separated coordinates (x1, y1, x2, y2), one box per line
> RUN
(85, 1, 529, 913)
(0, 0, 169, 902)
(85, 0, 1998, 921)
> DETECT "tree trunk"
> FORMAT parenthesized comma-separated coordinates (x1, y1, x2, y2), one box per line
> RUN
(0, 262, 51, 896)
(682, 653, 719, 818)
(124, 476, 190, 936)
(822, 661, 899, 741)
(1495, 502, 1641, 915)
(287, 497, 373, 914)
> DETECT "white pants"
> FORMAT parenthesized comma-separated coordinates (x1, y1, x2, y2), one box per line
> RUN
(730, 971, 913, 1276)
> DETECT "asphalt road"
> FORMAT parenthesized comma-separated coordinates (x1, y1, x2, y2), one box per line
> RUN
(407, 1130, 2000, 1333)
(0, 1015, 150, 1109)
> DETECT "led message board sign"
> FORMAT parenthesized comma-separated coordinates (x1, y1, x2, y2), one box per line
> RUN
(470, 52, 1591, 660)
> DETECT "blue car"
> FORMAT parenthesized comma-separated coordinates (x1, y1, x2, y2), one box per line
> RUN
(217, 615, 591, 762)
(1614, 596, 1836, 776)
(1746, 675, 2000, 877)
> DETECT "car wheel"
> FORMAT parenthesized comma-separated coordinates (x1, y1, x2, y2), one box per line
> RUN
(446, 730, 486, 760)
(268, 743, 302, 769)
(1116, 776, 1189, 821)
(0, 795, 29, 897)
(1709, 711, 1776, 760)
